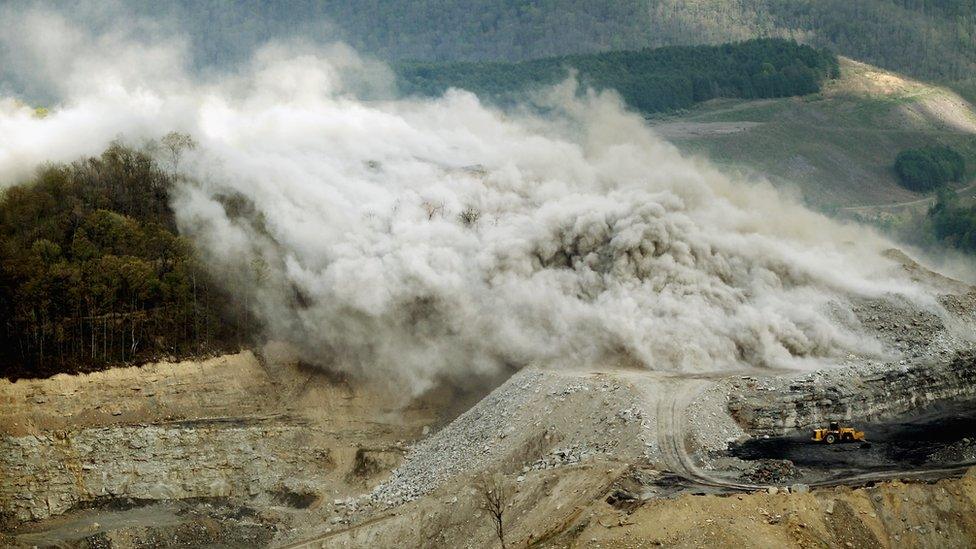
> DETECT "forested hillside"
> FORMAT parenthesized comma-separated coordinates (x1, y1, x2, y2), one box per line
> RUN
(0, 143, 250, 379)
(107, 1, 975, 85)
(397, 39, 838, 113)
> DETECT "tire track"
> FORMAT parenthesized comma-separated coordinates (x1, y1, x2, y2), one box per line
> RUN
(653, 378, 760, 491)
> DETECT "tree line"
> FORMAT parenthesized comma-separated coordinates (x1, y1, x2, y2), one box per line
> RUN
(925, 189, 976, 254)
(396, 38, 838, 113)
(106, 1, 973, 82)
(10, 2, 973, 104)
(0, 142, 251, 379)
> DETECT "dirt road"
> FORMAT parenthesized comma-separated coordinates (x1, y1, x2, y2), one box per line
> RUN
(621, 368, 976, 494)
(840, 182, 976, 215)
(639, 374, 760, 491)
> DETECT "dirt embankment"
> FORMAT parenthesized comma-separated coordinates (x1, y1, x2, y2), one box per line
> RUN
(5, 250, 976, 547)
(283, 461, 976, 549)
(576, 468, 976, 548)
(0, 352, 280, 437)
(0, 347, 463, 542)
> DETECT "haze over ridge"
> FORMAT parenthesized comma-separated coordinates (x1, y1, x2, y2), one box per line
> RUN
(0, 6, 947, 396)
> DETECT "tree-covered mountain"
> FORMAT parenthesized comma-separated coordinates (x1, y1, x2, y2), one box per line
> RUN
(111, 0, 974, 84)
(0, 142, 251, 379)
(396, 39, 838, 114)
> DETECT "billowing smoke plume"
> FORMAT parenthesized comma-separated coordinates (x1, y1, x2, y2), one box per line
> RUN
(0, 6, 938, 395)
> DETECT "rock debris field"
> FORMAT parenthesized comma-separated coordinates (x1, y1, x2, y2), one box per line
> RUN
(362, 273, 976, 512)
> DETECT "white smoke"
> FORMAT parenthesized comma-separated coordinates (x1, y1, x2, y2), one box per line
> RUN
(0, 7, 937, 396)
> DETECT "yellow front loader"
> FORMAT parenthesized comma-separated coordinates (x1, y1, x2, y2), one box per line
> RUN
(812, 421, 865, 444)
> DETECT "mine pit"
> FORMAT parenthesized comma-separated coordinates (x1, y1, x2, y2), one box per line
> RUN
(728, 400, 976, 484)
(1, 241, 975, 547)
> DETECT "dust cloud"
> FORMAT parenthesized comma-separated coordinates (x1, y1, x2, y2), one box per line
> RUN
(0, 6, 941, 396)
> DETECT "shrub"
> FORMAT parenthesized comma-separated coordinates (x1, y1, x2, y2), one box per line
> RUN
(894, 145, 965, 192)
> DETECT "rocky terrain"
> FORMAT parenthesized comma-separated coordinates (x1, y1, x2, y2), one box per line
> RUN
(933, 439, 976, 464)
(364, 369, 652, 511)
(726, 349, 976, 438)
(0, 348, 467, 546)
(273, 251, 976, 547)
(3, 252, 976, 548)
(281, 464, 976, 548)
(722, 268, 976, 443)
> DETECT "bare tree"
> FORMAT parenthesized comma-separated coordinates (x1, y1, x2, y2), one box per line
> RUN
(422, 201, 444, 220)
(161, 131, 197, 174)
(476, 473, 511, 549)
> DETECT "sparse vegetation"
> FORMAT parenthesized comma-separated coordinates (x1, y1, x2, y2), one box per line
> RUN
(422, 201, 445, 220)
(458, 207, 481, 226)
(644, 58, 976, 208)
(476, 473, 512, 549)
(160, 131, 197, 174)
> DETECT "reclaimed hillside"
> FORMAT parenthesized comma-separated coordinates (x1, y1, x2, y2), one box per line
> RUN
(650, 58, 976, 208)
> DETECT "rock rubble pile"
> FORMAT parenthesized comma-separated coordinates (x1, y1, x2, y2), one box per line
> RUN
(744, 459, 799, 484)
(365, 369, 654, 509)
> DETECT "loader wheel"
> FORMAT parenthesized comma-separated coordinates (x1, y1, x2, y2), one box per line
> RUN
(825, 434, 837, 444)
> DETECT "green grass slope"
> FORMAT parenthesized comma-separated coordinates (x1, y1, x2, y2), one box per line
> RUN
(649, 58, 976, 209)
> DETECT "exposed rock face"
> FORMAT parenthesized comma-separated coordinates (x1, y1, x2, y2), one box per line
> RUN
(719, 258, 976, 437)
(0, 352, 281, 436)
(0, 420, 332, 522)
(0, 349, 443, 529)
(728, 351, 976, 435)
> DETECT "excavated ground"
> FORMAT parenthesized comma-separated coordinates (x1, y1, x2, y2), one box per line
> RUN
(3, 251, 976, 548)
(0, 345, 492, 547)
(279, 252, 976, 548)
(279, 463, 976, 548)
(729, 400, 976, 481)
